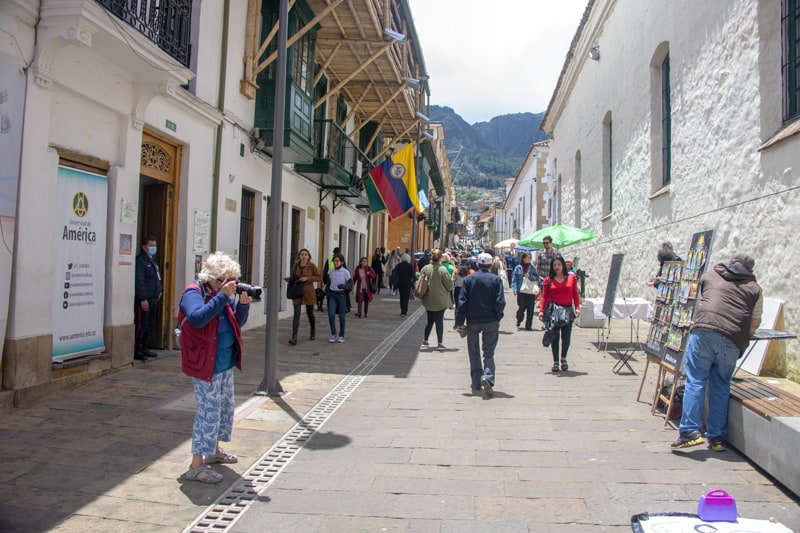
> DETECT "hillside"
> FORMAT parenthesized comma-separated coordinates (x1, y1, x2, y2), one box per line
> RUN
(429, 106, 547, 188)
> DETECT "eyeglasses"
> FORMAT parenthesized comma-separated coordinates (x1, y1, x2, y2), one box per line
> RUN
(543, 241, 552, 246)
(216, 277, 226, 283)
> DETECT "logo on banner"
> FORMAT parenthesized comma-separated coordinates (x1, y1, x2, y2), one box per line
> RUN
(72, 192, 88, 217)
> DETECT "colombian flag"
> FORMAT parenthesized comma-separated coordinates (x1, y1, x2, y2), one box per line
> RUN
(366, 143, 423, 219)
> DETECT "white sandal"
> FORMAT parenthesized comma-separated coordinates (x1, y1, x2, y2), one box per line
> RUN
(185, 464, 223, 484)
(204, 448, 238, 464)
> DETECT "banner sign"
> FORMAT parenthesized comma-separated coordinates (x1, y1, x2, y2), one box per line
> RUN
(52, 165, 107, 360)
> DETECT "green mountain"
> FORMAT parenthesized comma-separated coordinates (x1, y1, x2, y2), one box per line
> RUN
(429, 105, 547, 189)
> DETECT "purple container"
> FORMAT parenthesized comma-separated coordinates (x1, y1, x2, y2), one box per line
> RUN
(697, 489, 737, 522)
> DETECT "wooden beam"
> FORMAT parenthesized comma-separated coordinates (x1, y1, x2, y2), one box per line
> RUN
(356, 82, 410, 128)
(255, 0, 346, 76)
(364, 117, 387, 156)
(372, 120, 420, 164)
(313, 41, 342, 85)
(315, 41, 395, 108)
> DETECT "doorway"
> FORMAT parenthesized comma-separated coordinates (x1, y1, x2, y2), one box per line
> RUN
(139, 131, 180, 349)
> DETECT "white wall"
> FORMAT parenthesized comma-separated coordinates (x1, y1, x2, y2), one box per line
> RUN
(546, 0, 800, 373)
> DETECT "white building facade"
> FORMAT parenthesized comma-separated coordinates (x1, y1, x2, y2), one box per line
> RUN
(0, 0, 431, 401)
(542, 0, 800, 377)
(499, 141, 549, 244)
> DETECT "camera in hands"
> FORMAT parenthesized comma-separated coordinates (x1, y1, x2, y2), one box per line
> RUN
(236, 283, 263, 301)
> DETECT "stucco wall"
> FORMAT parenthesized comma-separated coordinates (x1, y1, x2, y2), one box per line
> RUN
(547, 0, 799, 377)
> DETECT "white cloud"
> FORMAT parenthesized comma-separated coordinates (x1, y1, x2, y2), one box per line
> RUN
(407, 0, 588, 124)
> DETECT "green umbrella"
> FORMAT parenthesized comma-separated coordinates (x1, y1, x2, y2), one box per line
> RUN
(519, 224, 598, 249)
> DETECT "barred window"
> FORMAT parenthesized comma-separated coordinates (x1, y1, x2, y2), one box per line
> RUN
(784, 0, 800, 121)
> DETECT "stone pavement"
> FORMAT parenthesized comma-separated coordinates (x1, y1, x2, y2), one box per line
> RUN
(1, 288, 799, 532)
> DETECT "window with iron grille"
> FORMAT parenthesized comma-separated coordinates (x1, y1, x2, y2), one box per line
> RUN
(784, 0, 800, 121)
(239, 189, 255, 284)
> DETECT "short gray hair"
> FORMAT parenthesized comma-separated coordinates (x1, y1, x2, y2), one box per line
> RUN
(731, 254, 755, 272)
(401, 253, 411, 263)
(198, 251, 242, 283)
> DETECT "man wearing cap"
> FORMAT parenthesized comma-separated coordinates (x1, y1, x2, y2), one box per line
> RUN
(455, 252, 506, 397)
(671, 254, 762, 452)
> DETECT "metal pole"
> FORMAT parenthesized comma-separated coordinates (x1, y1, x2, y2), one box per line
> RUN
(257, 0, 288, 396)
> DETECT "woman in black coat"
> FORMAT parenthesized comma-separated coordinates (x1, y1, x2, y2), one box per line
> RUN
(371, 248, 385, 294)
(394, 253, 416, 317)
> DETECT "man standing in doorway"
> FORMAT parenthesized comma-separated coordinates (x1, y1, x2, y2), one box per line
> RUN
(671, 254, 762, 452)
(134, 236, 163, 361)
(455, 253, 506, 397)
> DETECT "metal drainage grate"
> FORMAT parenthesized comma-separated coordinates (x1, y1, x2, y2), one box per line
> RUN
(184, 306, 423, 532)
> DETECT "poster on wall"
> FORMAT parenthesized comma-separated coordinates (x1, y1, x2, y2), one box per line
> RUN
(0, 56, 26, 369)
(52, 165, 107, 360)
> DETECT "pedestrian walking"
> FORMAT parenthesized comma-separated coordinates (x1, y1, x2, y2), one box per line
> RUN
(395, 253, 416, 317)
(325, 253, 351, 343)
(371, 248, 384, 295)
(354, 256, 377, 318)
(386, 250, 400, 294)
(178, 252, 252, 484)
(504, 244, 517, 288)
(419, 249, 454, 351)
(285, 248, 321, 344)
(536, 235, 556, 289)
(539, 255, 581, 373)
(511, 252, 539, 331)
(455, 252, 506, 397)
(671, 254, 762, 451)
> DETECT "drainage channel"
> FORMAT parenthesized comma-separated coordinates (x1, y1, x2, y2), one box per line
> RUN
(183, 306, 424, 533)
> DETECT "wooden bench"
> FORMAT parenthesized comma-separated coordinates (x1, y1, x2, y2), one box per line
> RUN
(727, 377, 800, 498)
(729, 377, 800, 419)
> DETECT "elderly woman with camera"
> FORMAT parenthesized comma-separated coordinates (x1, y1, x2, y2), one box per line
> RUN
(178, 251, 252, 484)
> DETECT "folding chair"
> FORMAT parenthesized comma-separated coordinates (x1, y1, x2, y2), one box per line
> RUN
(612, 346, 637, 374)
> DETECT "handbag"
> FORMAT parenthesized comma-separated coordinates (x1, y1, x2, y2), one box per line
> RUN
(414, 269, 429, 299)
(520, 277, 539, 295)
(286, 278, 305, 299)
(370, 279, 378, 294)
(337, 280, 353, 293)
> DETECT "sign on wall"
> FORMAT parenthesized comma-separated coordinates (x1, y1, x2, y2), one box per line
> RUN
(52, 165, 107, 360)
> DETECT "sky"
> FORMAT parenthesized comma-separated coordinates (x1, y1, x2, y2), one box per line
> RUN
(406, 0, 588, 125)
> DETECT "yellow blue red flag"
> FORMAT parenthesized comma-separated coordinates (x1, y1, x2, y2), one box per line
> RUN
(368, 143, 423, 219)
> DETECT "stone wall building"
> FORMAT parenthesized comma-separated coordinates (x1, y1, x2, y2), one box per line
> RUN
(541, 0, 800, 378)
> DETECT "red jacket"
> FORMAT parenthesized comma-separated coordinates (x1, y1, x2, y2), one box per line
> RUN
(178, 283, 245, 381)
(540, 275, 580, 314)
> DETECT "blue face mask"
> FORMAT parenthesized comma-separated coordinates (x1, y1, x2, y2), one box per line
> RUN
(148, 246, 157, 256)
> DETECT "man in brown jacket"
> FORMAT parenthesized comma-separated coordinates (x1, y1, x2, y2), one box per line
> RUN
(671, 254, 762, 452)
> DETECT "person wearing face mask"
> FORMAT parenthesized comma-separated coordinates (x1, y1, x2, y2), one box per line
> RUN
(134, 235, 163, 361)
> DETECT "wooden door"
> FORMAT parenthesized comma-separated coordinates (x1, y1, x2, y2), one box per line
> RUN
(140, 131, 180, 349)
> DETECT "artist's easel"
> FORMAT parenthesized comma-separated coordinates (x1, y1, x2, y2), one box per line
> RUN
(636, 353, 661, 402)
(651, 361, 682, 427)
(641, 230, 714, 425)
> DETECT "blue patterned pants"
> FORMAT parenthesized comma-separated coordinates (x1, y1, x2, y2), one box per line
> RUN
(191, 369, 234, 456)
